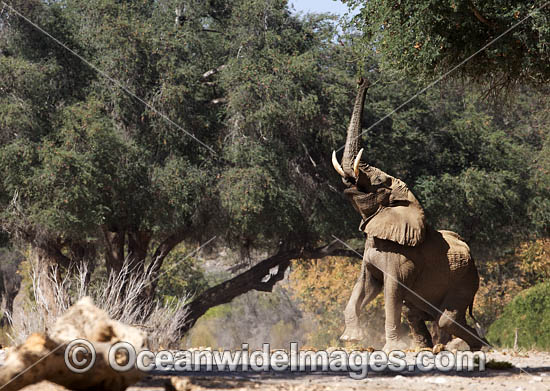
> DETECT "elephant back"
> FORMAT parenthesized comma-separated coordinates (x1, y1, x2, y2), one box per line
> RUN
(439, 230, 472, 273)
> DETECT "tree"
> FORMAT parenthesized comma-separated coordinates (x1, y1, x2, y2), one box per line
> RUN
(342, 0, 550, 89)
(0, 248, 23, 325)
(0, 0, 363, 324)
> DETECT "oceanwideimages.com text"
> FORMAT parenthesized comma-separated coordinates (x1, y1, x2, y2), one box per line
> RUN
(65, 340, 486, 379)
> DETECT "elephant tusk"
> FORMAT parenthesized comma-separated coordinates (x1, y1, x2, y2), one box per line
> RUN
(332, 151, 346, 178)
(353, 148, 363, 178)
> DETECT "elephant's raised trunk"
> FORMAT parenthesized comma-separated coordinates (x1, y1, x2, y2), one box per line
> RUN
(333, 77, 369, 179)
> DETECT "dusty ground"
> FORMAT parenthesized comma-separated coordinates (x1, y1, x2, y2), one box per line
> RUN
(8, 349, 550, 391)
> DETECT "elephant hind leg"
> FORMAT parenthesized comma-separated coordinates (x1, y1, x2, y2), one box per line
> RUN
(437, 309, 485, 351)
(430, 322, 452, 346)
(404, 306, 433, 349)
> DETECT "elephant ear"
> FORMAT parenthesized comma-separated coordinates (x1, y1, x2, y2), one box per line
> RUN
(361, 179, 426, 246)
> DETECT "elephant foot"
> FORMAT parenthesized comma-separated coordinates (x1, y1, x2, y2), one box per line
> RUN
(411, 335, 433, 350)
(340, 326, 366, 342)
(382, 339, 409, 353)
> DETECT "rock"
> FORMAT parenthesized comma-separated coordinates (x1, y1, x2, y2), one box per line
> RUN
(50, 297, 146, 347)
(0, 297, 147, 391)
(426, 376, 448, 384)
(166, 377, 194, 391)
(8, 380, 69, 390)
(445, 338, 470, 352)
(432, 343, 445, 354)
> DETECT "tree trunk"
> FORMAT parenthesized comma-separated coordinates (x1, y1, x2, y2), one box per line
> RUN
(0, 272, 22, 326)
(102, 229, 125, 274)
(144, 228, 189, 299)
(32, 248, 66, 319)
(127, 231, 151, 273)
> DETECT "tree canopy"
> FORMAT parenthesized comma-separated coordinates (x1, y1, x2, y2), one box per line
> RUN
(1, 0, 366, 319)
(343, 0, 550, 89)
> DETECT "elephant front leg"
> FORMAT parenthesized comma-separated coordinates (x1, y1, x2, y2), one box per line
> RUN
(340, 262, 382, 342)
(381, 264, 409, 352)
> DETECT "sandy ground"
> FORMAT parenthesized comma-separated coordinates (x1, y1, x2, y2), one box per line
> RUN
(8, 349, 550, 391)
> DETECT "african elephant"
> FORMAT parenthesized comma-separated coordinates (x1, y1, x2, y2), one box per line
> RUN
(331, 78, 486, 351)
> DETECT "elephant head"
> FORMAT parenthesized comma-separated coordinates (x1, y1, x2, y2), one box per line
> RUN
(332, 78, 426, 247)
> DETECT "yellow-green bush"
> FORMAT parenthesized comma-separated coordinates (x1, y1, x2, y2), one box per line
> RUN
(487, 281, 550, 350)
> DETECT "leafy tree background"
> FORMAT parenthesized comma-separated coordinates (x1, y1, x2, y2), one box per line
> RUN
(0, 0, 550, 348)
(342, 0, 550, 89)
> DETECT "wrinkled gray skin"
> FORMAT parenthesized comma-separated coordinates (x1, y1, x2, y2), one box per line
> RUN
(332, 78, 486, 351)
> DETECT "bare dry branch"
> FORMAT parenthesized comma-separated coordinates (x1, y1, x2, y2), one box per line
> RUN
(200, 64, 226, 81)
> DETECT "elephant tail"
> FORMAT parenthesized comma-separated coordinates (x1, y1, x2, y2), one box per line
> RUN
(468, 300, 486, 338)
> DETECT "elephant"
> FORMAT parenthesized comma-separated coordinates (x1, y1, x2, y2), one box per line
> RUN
(331, 78, 487, 351)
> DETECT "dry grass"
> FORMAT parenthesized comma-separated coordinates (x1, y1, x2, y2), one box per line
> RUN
(5, 257, 188, 350)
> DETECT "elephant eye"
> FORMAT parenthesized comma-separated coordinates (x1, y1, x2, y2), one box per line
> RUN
(371, 176, 384, 186)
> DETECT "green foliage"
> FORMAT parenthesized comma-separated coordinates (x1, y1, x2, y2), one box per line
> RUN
(0, 57, 61, 142)
(529, 137, 550, 234)
(216, 8, 361, 249)
(155, 244, 209, 300)
(351, 75, 542, 253)
(1, 0, 216, 248)
(343, 0, 550, 88)
(0, 0, 360, 260)
(4, 0, 544, 263)
(487, 281, 550, 350)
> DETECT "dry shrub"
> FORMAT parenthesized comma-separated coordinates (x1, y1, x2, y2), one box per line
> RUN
(516, 238, 550, 283)
(473, 237, 550, 330)
(6, 256, 188, 350)
(474, 275, 523, 331)
(289, 257, 386, 348)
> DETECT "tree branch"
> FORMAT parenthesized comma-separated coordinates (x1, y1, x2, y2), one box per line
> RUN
(210, 97, 227, 105)
(146, 227, 191, 291)
(179, 241, 362, 334)
(12, 225, 72, 268)
(202, 28, 222, 34)
(41, 240, 72, 268)
(200, 64, 226, 81)
(468, 0, 495, 28)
